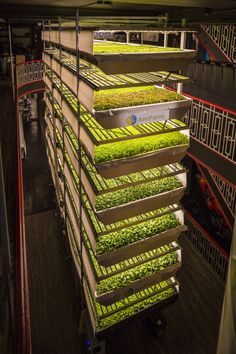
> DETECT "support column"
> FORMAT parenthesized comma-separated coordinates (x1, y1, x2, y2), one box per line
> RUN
(8, 22, 15, 101)
(126, 31, 130, 44)
(140, 31, 144, 45)
(177, 31, 187, 94)
(164, 32, 168, 47)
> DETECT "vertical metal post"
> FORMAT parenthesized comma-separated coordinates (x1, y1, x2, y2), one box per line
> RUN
(58, 16, 66, 223)
(177, 31, 187, 94)
(49, 20, 60, 201)
(164, 32, 168, 47)
(126, 31, 130, 44)
(180, 31, 187, 49)
(140, 31, 144, 45)
(75, 9, 85, 303)
(42, 21, 46, 88)
(8, 22, 15, 101)
(217, 218, 236, 354)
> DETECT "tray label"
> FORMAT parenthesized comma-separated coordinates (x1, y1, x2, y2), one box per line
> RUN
(127, 111, 169, 125)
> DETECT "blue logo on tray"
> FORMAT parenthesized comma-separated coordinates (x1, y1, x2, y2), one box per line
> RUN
(126, 114, 138, 125)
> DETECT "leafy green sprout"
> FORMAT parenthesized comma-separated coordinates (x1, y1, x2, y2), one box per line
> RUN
(96, 213, 180, 255)
(94, 86, 185, 111)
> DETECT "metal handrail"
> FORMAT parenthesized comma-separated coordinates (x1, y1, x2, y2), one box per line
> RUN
(16, 60, 44, 88)
(15, 87, 32, 354)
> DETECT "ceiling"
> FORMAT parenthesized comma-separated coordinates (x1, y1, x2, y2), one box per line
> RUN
(0, 0, 236, 23)
(0, 0, 236, 7)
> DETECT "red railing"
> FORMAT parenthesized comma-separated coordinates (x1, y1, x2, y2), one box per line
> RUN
(16, 60, 44, 87)
(15, 66, 32, 354)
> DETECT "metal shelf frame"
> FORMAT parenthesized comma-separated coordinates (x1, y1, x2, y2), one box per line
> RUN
(42, 15, 190, 335)
(42, 27, 197, 75)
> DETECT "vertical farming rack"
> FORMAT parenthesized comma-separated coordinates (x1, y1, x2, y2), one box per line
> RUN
(41, 15, 196, 340)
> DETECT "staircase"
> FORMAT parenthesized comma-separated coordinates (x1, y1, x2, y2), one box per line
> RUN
(195, 25, 233, 62)
(201, 24, 236, 63)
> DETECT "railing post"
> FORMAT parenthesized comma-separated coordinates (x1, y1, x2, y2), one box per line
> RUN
(8, 22, 15, 102)
(164, 32, 168, 47)
(177, 31, 187, 94)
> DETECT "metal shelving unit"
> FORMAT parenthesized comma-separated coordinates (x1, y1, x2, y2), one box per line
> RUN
(42, 16, 192, 338)
(42, 26, 196, 74)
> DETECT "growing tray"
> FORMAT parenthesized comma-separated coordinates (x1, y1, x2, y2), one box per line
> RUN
(44, 127, 54, 161)
(95, 181, 186, 225)
(97, 210, 187, 267)
(92, 98, 191, 129)
(95, 144, 188, 179)
(60, 124, 188, 226)
(44, 51, 191, 128)
(84, 277, 179, 337)
(81, 48, 197, 75)
(94, 250, 181, 306)
(42, 31, 196, 74)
